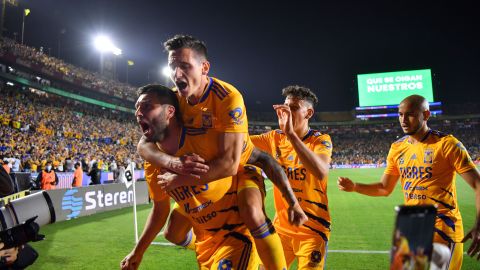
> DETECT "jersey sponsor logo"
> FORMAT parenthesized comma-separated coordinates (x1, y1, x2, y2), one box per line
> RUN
(202, 112, 213, 128)
(424, 148, 434, 164)
(399, 166, 432, 180)
(403, 181, 428, 191)
(194, 210, 218, 224)
(410, 154, 417, 160)
(287, 155, 294, 161)
(228, 107, 243, 125)
(184, 200, 212, 214)
(292, 188, 303, 193)
(404, 192, 427, 200)
(321, 140, 332, 149)
(282, 166, 307, 181)
(168, 184, 209, 202)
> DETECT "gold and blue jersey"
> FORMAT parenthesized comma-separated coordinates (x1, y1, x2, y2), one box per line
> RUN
(251, 129, 333, 240)
(384, 130, 476, 243)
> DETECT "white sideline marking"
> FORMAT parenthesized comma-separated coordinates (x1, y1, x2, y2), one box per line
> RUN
(328, 250, 388, 254)
(151, 242, 174, 246)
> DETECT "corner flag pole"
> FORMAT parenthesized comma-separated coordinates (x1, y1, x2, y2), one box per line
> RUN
(132, 162, 139, 244)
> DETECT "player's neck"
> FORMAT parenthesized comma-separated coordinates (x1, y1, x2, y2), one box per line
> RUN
(160, 122, 182, 154)
(409, 125, 430, 144)
(295, 125, 310, 139)
(187, 76, 210, 105)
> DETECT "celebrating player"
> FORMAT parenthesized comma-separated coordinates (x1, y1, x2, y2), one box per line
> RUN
(338, 94, 480, 269)
(126, 34, 306, 270)
(251, 85, 332, 269)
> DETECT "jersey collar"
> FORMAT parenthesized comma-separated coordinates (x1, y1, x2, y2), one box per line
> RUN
(198, 77, 214, 103)
(301, 128, 313, 141)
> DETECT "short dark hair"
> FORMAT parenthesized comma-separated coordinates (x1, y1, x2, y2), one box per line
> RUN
(164, 34, 208, 60)
(282, 85, 318, 107)
(136, 84, 181, 120)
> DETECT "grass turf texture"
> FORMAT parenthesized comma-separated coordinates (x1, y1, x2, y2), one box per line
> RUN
(29, 168, 480, 269)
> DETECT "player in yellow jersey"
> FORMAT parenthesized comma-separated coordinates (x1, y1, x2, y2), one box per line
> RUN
(251, 85, 332, 269)
(338, 95, 480, 270)
(132, 35, 306, 270)
(122, 85, 262, 269)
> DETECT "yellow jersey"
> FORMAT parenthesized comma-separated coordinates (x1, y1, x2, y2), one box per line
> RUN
(144, 77, 256, 258)
(251, 129, 333, 240)
(175, 77, 254, 165)
(384, 130, 477, 243)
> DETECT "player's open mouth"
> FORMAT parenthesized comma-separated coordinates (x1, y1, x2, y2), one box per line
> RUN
(139, 121, 152, 136)
(176, 81, 188, 91)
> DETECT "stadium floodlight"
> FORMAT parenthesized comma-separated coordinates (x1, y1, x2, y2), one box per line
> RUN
(93, 35, 122, 55)
(161, 66, 171, 78)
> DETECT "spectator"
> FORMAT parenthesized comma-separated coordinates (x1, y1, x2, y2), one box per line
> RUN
(87, 161, 100, 185)
(72, 162, 83, 187)
(35, 160, 58, 190)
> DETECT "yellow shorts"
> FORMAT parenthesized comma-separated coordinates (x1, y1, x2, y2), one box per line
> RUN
(198, 230, 260, 270)
(444, 242, 463, 270)
(279, 233, 328, 270)
(433, 234, 463, 270)
(236, 164, 266, 195)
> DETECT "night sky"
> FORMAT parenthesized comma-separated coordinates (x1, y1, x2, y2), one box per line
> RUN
(2, 0, 479, 112)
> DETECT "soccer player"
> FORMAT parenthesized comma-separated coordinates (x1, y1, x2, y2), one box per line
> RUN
(122, 85, 261, 269)
(338, 94, 480, 269)
(137, 35, 306, 269)
(251, 85, 333, 269)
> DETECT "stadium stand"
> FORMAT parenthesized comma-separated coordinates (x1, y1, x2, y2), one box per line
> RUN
(0, 38, 478, 174)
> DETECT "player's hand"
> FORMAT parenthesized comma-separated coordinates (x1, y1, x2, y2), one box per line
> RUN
(273, 104, 294, 137)
(158, 172, 193, 192)
(120, 251, 143, 270)
(462, 220, 480, 260)
(288, 202, 308, 226)
(337, 177, 355, 192)
(168, 153, 209, 178)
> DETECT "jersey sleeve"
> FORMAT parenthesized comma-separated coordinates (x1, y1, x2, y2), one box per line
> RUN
(443, 136, 476, 174)
(144, 161, 169, 202)
(313, 134, 333, 158)
(384, 144, 400, 176)
(216, 91, 249, 133)
(250, 132, 274, 154)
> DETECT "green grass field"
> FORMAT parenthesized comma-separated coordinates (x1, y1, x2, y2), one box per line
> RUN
(29, 168, 480, 269)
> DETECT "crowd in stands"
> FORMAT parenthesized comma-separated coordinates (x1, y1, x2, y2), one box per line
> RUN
(0, 37, 136, 100)
(250, 119, 480, 166)
(0, 84, 142, 175)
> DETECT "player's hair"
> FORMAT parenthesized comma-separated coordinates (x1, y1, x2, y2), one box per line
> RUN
(136, 84, 181, 120)
(282, 85, 318, 107)
(164, 34, 208, 60)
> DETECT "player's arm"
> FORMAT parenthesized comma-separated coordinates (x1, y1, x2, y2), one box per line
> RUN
(273, 104, 329, 180)
(137, 135, 208, 177)
(121, 197, 170, 270)
(337, 173, 399, 196)
(460, 168, 480, 259)
(159, 132, 244, 188)
(248, 147, 308, 226)
(287, 133, 330, 180)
